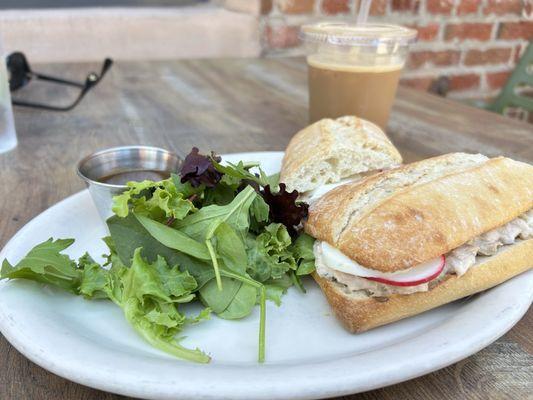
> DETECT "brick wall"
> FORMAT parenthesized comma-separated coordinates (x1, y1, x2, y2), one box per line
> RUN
(260, 0, 533, 104)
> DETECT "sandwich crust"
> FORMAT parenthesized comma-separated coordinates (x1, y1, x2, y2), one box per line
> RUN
(313, 239, 533, 333)
(280, 116, 402, 193)
(306, 155, 533, 272)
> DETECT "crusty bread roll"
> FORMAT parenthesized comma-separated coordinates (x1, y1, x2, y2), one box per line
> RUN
(306, 153, 533, 272)
(280, 116, 402, 193)
(313, 239, 532, 332)
(306, 152, 533, 333)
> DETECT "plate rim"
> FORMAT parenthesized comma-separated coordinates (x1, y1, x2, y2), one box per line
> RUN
(0, 151, 531, 400)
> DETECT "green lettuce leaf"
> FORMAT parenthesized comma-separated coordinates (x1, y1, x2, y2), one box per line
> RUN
(112, 178, 196, 222)
(291, 233, 316, 276)
(263, 274, 293, 306)
(120, 248, 210, 363)
(246, 223, 297, 282)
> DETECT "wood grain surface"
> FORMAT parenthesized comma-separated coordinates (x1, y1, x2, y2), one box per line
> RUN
(0, 57, 531, 400)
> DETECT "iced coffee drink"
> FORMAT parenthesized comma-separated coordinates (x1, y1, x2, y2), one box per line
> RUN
(301, 23, 417, 129)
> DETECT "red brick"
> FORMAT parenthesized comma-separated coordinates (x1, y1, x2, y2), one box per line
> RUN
(392, 0, 420, 12)
(487, 71, 511, 89)
(321, 0, 350, 14)
(261, 0, 273, 14)
(426, 0, 454, 14)
(449, 74, 480, 91)
(407, 50, 461, 69)
(400, 77, 434, 91)
(456, 0, 480, 15)
(463, 48, 512, 66)
(408, 23, 440, 41)
(445, 23, 493, 41)
(484, 0, 523, 15)
(265, 24, 300, 49)
(370, 0, 387, 15)
(277, 0, 315, 14)
(498, 21, 533, 40)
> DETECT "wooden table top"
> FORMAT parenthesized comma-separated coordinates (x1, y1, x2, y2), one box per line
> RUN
(0, 57, 531, 400)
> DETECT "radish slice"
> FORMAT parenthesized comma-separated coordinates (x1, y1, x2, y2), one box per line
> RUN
(365, 256, 445, 287)
(318, 242, 446, 287)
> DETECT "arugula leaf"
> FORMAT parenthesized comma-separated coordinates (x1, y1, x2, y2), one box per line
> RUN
(211, 159, 265, 186)
(249, 194, 270, 233)
(263, 172, 280, 189)
(0, 238, 80, 292)
(2, 154, 317, 365)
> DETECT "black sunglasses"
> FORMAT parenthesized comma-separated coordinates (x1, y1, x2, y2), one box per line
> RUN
(7, 52, 113, 111)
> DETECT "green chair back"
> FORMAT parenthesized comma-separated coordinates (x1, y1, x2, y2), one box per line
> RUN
(488, 42, 533, 114)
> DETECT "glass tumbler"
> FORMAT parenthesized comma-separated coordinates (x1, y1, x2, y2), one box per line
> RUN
(0, 42, 17, 154)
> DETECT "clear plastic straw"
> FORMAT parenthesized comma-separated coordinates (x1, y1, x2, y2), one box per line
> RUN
(356, 0, 372, 25)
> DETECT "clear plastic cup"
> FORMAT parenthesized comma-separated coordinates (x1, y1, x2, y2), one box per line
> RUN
(301, 22, 417, 129)
(0, 42, 17, 154)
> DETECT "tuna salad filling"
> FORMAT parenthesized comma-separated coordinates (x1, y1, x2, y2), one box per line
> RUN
(315, 209, 533, 297)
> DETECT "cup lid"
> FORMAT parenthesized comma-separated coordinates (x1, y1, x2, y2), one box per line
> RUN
(301, 22, 417, 46)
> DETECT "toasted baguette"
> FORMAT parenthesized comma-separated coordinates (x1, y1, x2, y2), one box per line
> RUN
(280, 116, 402, 193)
(313, 239, 533, 333)
(306, 153, 533, 272)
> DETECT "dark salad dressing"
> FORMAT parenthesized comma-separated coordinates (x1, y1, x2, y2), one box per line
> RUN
(98, 170, 170, 185)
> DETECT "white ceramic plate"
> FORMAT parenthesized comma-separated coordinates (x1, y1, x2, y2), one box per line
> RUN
(0, 151, 531, 400)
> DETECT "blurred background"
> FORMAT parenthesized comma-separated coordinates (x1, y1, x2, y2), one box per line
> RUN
(0, 0, 532, 122)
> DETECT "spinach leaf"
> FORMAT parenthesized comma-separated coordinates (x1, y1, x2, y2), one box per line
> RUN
(108, 214, 215, 288)
(198, 277, 241, 314)
(175, 186, 257, 241)
(214, 222, 248, 276)
(218, 282, 257, 320)
(135, 214, 210, 260)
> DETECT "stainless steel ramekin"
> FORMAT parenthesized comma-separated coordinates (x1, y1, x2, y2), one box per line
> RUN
(77, 145, 182, 221)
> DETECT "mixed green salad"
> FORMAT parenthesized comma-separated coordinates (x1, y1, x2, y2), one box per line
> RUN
(0, 148, 315, 363)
